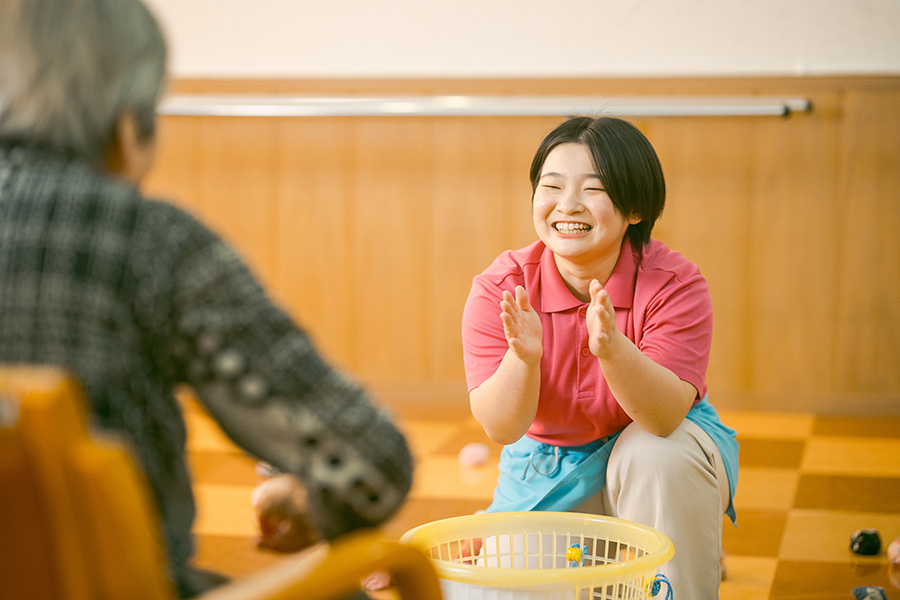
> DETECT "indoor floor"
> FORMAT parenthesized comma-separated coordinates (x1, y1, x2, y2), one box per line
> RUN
(183, 394, 900, 599)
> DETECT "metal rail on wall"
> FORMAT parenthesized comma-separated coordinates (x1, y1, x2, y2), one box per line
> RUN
(158, 94, 812, 118)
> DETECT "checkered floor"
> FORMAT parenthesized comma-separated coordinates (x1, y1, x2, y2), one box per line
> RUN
(183, 395, 900, 599)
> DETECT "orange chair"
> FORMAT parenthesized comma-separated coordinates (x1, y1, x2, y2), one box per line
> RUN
(0, 365, 442, 600)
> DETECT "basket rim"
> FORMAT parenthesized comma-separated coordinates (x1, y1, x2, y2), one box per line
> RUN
(400, 511, 674, 587)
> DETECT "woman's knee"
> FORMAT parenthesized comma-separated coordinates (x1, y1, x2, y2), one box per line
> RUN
(608, 421, 718, 489)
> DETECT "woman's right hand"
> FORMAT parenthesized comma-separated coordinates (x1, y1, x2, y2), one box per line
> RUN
(500, 286, 543, 365)
(252, 474, 319, 553)
(469, 285, 543, 445)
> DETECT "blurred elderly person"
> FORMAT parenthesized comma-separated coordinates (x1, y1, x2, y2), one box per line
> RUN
(0, 0, 413, 597)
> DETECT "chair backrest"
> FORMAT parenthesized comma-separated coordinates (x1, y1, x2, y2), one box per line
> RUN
(0, 365, 176, 600)
(0, 365, 444, 600)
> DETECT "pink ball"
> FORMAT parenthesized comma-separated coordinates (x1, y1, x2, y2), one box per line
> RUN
(458, 442, 491, 467)
(888, 536, 900, 565)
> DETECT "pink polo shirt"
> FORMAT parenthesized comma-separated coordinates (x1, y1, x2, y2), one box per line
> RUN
(461, 238, 713, 446)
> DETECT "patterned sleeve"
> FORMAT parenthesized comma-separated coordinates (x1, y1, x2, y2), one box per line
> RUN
(130, 200, 413, 540)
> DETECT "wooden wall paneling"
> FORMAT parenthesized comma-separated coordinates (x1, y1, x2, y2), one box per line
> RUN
(273, 118, 355, 370)
(500, 118, 561, 252)
(194, 117, 280, 289)
(145, 76, 900, 414)
(834, 89, 900, 395)
(747, 93, 842, 396)
(425, 116, 560, 382)
(351, 118, 432, 382)
(643, 117, 757, 395)
(428, 118, 509, 382)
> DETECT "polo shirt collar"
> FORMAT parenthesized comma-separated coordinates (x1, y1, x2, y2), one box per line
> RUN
(537, 239, 637, 313)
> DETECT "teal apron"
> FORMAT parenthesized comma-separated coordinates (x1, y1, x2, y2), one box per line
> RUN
(487, 396, 738, 524)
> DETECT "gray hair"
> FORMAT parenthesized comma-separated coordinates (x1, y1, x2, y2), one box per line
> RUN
(0, 0, 167, 167)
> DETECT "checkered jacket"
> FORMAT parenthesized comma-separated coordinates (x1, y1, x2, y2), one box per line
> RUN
(0, 140, 413, 571)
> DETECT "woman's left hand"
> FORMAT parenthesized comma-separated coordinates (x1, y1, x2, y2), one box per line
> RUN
(585, 280, 696, 436)
(587, 279, 622, 358)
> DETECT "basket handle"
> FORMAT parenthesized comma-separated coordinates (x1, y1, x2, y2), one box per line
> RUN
(651, 574, 673, 600)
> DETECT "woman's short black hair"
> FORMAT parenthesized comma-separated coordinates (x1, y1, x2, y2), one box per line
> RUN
(529, 116, 666, 247)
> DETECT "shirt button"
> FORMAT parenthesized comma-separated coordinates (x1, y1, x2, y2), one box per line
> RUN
(581, 347, 591, 357)
(578, 307, 587, 318)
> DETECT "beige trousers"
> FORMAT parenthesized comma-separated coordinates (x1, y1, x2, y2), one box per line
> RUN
(574, 419, 730, 600)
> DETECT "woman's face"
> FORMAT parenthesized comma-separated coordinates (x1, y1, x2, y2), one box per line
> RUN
(532, 143, 639, 272)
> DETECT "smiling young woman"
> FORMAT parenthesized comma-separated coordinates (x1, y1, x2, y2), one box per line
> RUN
(461, 116, 738, 599)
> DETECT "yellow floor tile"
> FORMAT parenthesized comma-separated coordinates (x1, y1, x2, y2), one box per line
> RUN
(718, 556, 779, 600)
(732, 468, 799, 511)
(193, 484, 258, 537)
(410, 456, 498, 501)
(398, 418, 467, 458)
(802, 436, 900, 477)
(717, 410, 816, 440)
(778, 508, 900, 562)
(185, 410, 242, 453)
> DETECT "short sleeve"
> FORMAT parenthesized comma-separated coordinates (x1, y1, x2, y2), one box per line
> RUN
(461, 275, 510, 393)
(635, 268, 713, 401)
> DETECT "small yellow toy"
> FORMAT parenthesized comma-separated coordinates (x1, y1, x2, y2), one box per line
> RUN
(566, 544, 586, 567)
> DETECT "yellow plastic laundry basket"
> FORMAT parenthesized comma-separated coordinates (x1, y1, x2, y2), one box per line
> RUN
(401, 512, 674, 600)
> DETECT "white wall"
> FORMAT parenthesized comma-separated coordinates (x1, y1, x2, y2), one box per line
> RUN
(144, 0, 900, 78)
